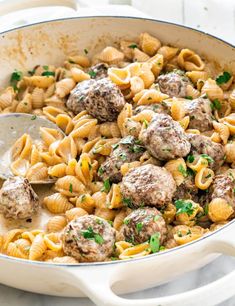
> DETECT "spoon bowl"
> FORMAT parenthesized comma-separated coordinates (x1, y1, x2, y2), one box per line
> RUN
(0, 113, 64, 184)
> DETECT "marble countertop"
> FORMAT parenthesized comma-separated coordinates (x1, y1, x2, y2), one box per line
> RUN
(0, 3, 235, 306)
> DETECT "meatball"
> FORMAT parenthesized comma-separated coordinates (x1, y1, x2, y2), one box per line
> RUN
(185, 97, 213, 132)
(157, 71, 191, 98)
(88, 63, 108, 80)
(66, 78, 125, 122)
(210, 173, 235, 209)
(118, 207, 167, 245)
(139, 113, 191, 161)
(66, 79, 95, 114)
(173, 175, 198, 202)
(121, 164, 176, 208)
(99, 136, 145, 183)
(62, 215, 116, 262)
(187, 133, 225, 170)
(0, 176, 39, 219)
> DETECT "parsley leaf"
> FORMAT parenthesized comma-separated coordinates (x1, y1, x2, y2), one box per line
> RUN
(178, 164, 188, 177)
(111, 143, 119, 150)
(42, 71, 55, 77)
(98, 166, 104, 176)
(82, 227, 104, 244)
(123, 197, 134, 208)
(201, 154, 214, 164)
(136, 222, 143, 233)
(216, 71, 232, 85)
(123, 218, 130, 225)
(88, 70, 97, 78)
(210, 98, 221, 111)
(204, 203, 209, 215)
(185, 96, 193, 100)
(175, 199, 195, 215)
(150, 233, 160, 253)
(31, 115, 37, 120)
(101, 179, 111, 193)
(154, 215, 160, 222)
(94, 234, 104, 244)
(119, 152, 127, 161)
(69, 183, 73, 193)
(10, 70, 23, 91)
(128, 44, 138, 49)
(187, 155, 195, 163)
(143, 119, 149, 128)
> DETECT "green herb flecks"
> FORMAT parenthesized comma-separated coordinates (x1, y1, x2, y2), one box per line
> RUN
(101, 179, 111, 193)
(216, 71, 232, 85)
(82, 226, 104, 244)
(123, 197, 134, 208)
(178, 164, 188, 177)
(201, 154, 214, 164)
(112, 143, 119, 150)
(175, 199, 195, 215)
(119, 152, 127, 161)
(185, 96, 193, 100)
(42, 71, 55, 77)
(150, 233, 160, 253)
(98, 166, 104, 176)
(31, 115, 37, 120)
(123, 218, 130, 225)
(210, 98, 221, 111)
(69, 183, 73, 193)
(128, 44, 138, 49)
(154, 215, 160, 222)
(10, 70, 23, 91)
(187, 155, 195, 163)
(88, 70, 97, 78)
(136, 222, 143, 233)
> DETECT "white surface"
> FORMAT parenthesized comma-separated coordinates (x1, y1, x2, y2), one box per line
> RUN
(0, 2, 234, 306)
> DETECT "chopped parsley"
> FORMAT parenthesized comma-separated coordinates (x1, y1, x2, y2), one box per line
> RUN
(178, 164, 188, 177)
(205, 173, 212, 179)
(119, 152, 127, 161)
(210, 99, 221, 111)
(187, 155, 195, 163)
(185, 96, 193, 100)
(216, 71, 232, 85)
(10, 70, 23, 91)
(233, 188, 235, 193)
(123, 218, 130, 225)
(136, 222, 143, 233)
(31, 115, 37, 120)
(112, 143, 119, 150)
(204, 203, 209, 215)
(201, 154, 214, 164)
(69, 183, 73, 193)
(88, 70, 97, 78)
(28, 68, 36, 76)
(81, 194, 86, 202)
(98, 166, 104, 176)
(150, 233, 160, 253)
(82, 226, 104, 244)
(143, 119, 149, 128)
(101, 179, 111, 193)
(228, 171, 235, 181)
(111, 257, 118, 261)
(175, 199, 195, 215)
(123, 197, 134, 208)
(128, 44, 138, 49)
(42, 71, 55, 77)
(84, 48, 88, 54)
(177, 230, 183, 237)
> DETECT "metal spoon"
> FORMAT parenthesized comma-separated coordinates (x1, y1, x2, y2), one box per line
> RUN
(0, 113, 65, 184)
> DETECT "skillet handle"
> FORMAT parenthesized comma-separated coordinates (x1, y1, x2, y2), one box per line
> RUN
(62, 230, 235, 306)
(0, 0, 78, 16)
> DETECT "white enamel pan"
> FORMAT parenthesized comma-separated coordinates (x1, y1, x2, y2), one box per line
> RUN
(0, 1, 235, 305)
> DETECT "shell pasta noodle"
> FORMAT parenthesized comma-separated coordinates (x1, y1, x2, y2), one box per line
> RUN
(0, 31, 235, 264)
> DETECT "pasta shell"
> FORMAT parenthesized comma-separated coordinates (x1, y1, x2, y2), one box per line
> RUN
(132, 48, 150, 62)
(56, 136, 77, 163)
(43, 193, 73, 213)
(23, 76, 55, 88)
(65, 207, 88, 221)
(76, 193, 96, 214)
(31, 87, 45, 109)
(177, 49, 205, 71)
(108, 67, 131, 87)
(68, 55, 90, 67)
(48, 163, 67, 178)
(29, 233, 47, 260)
(0, 87, 15, 109)
(71, 67, 90, 83)
(11, 133, 32, 161)
(16, 93, 32, 113)
(11, 158, 30, 177)
(55, 78, 76, 98)
(40, 127, 63, 147)
(55, 175, 86, 197)
(47, 215, 67, 232)
(26, 162, 48, 182)
(157, 46, 178, 61)
(96, 46, 124, 64)
(201, 79, 224, 100)
(42, 106, 66, 123)
(139, 32, 161, 56)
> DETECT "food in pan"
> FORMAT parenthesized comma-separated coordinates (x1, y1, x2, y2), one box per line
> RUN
(0, 31, 235, 263)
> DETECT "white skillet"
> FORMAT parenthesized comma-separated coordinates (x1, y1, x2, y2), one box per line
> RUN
(0, 1, 235, 306)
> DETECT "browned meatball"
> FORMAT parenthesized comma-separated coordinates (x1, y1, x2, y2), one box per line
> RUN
(0, 176, 39, 219)
(210, 173, 235, 208)
(140, 113, 191, 161)
(98, 136, 145, 183)
(121, 164, 176, 208)
(62, 215, 116, 262)
(88, 63, 108, 80)
(185, 97, 213, 132)
(66, 78, 125, 122)
(118, 207, 167, 244)
(187, 133, 225, 170)
(173, 175, 198, 202)
(157, 71, 191, 98)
